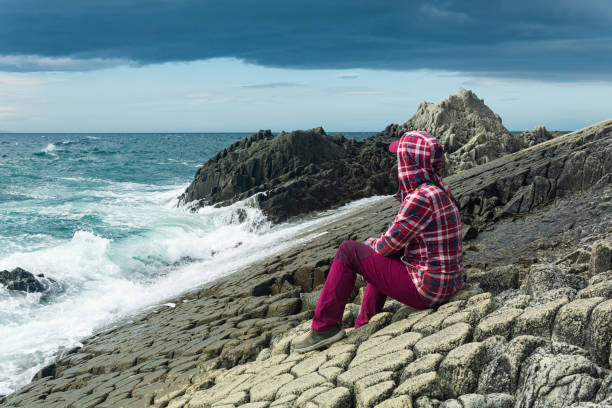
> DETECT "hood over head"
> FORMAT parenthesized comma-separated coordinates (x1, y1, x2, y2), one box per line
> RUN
(389, 131, 452, 202)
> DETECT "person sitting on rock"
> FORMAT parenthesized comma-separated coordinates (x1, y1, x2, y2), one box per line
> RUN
(295, 131, 464, 353)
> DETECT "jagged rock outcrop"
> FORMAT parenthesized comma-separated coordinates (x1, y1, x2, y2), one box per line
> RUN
(374, 88, 524, 174)
(449, 119, 612, 230)
(0, 267, 56, 293)
(518, 125, 562, 148)
(179, 90, 580, 223)
(178, 128, 396, 222)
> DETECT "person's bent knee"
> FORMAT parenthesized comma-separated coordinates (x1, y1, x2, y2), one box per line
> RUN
(335, 240, 372, 263)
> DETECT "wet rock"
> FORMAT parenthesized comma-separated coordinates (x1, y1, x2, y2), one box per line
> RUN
(463, 225, 479, 241)
(0, 267, 56, 293)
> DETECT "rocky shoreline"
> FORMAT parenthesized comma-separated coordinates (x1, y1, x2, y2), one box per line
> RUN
(1, 116, 610, 407)
(178, 89, 564, 223)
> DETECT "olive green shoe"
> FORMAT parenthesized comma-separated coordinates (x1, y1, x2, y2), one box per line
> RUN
(294, 324, 345, 353)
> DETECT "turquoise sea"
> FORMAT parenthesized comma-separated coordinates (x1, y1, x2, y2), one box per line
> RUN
(0, 132, 378, 395)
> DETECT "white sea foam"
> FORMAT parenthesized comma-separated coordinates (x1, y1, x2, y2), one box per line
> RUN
(0, 183, 388, 395)
(43, 143, 56, 153)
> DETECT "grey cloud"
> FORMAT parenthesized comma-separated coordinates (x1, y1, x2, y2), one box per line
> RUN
(0, 0, 610, 80)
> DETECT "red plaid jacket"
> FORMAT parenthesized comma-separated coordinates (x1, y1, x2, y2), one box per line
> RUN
(367, 131, 464, 306)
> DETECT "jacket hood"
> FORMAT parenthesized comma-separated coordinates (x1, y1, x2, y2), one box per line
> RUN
(394, 131, 448, 202)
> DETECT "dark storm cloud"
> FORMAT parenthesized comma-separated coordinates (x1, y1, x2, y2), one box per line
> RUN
(1, 0, 611, 79)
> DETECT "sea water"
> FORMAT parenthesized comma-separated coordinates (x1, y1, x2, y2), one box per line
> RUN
(0, 132, 379, 395)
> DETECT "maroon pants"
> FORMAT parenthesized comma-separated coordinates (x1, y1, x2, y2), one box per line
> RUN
(312, 240, 428, 331)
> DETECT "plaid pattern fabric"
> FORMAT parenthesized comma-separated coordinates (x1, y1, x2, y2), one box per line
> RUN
(367, 131, 464, 306)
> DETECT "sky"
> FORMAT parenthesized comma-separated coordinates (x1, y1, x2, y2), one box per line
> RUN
(0, 0, 611, 133)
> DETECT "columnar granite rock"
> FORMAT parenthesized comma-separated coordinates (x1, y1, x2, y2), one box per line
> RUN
(2, 119, 610, 407)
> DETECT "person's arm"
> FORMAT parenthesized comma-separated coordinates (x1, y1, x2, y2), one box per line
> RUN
(367, 191, 433, 256)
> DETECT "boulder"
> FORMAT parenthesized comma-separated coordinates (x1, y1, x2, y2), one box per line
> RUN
(0, 267, 56, 293)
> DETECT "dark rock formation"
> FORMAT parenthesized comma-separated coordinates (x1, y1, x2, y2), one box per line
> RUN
(449, 119, 612, 231)
(0, 267, 55, 293)
(179, 127, 396, 222)
(179, 89, 585, 223)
